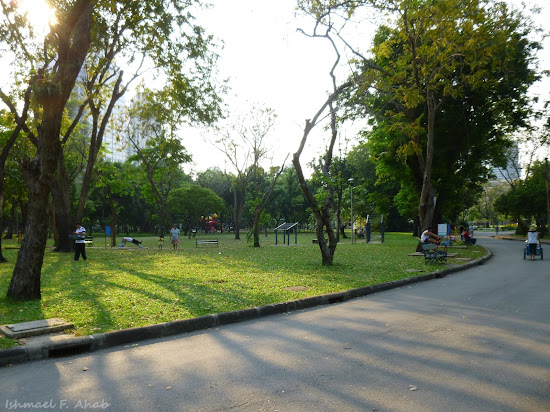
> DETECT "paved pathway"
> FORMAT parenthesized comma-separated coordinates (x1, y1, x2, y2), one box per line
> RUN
(0, 236, 549, 412)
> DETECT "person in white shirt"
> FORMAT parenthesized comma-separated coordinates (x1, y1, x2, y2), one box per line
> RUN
(527, 226, 539, 261)
(73, 223, 87, 261)
(421, 227, 440, 244)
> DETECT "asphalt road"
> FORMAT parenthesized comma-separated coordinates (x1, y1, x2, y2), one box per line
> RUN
(1, 236, 549, 412)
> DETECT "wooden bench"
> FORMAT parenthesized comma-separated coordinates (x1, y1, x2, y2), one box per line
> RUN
(84, 236, 94, 246)
(421, 243, 447, 263)
(196, 238, 218, 247)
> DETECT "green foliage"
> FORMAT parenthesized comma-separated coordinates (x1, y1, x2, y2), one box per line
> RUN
(267, 166, 310, 224)
(340, 0, 541, 226)
(495, 161, 548, 228)
(167, 184, 226, 228)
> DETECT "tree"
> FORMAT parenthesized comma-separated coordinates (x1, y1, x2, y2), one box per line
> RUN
(301, 0, 541, 233)
(195, 167, 233, 228)
(1, 0, 93, 300)
(117, 88, 194, 229)
(495, 160, 549, 234)
(469, 181, 508, 228)
(0, 109, 22, 262)
(216, 105, 284, 243)
(90, 160, 137, 246)
(167, 185, 225, 234)
(50, 0, 222, 251)
(1, 0, 222, 300)
(267, 166, 309, 227)
(248, 163, 286, 247)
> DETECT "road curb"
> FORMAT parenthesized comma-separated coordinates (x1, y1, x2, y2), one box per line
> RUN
(0, 249, 492, 367)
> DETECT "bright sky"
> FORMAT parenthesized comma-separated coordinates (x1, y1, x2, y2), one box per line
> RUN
(3, 0, 549, 175)
(187, 0, 339, 175)
(186, 0, 550, 175)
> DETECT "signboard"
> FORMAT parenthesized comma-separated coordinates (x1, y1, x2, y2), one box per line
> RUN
(438, 223, 450, 237)
(105, 226, 111, 236)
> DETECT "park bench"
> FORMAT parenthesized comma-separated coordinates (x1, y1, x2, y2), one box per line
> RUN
(196, 238, 218, 247)
(84, 236, 93, 246)
(421, 243, 447, 264)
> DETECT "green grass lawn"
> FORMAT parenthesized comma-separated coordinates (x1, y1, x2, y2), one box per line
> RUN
(0, 232, 487, 349)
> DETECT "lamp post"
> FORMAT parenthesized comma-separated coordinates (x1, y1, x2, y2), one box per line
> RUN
(349, 178, 354, 244)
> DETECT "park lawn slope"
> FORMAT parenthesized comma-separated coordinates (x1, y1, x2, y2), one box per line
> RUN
(0, 232, 486, 349)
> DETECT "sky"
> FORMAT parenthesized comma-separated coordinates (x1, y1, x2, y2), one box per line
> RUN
(185, 0, 550, 175)
(186, 0, 340, 175)
(2, 0, 549, 175)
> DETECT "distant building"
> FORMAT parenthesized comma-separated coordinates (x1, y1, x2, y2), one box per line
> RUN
(492, 145, 520, 181)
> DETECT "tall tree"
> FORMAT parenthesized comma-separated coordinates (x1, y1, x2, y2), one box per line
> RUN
(195, 167, 233, 227)
(216, 105, 282, 242)
(267, 166, 309, 227)
(304, 0, 541, 232)
(1, 0, 222, 299)
(495, 160, 548, 233)
(120, 88, 194, 229)
(1, 0, 93, 299)
(51, 0, 222, 251)
(167, 184, 225, 234)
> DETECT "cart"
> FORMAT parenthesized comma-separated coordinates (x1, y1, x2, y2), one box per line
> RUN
(524, 242, 543, 260)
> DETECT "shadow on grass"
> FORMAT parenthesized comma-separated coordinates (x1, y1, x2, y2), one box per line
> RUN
(0, 233, 485, 340)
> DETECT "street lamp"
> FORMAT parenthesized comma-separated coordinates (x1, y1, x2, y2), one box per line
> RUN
(348, 178, 354, 244)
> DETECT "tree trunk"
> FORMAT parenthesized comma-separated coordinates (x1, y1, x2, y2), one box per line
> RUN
(51, 153, 73, 252)
(233, 185, 246, 241)
(146, 171, 173, 227)
(0, 191, 6, 263)
(8, 157, 53, 299)
(76, 75, 123, 222)
(7, 0, 93, 300)
(253, 214, 260, 247)
(418, 89, 437, 231)
(110, 209, 118, 247)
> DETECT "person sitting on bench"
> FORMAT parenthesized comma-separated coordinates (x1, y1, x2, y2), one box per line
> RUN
(463, 230, 477, 245)
(421, 227, 440, 244)
(119, 237, 143, 248)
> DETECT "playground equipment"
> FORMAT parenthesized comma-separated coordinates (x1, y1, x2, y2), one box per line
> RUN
(365, 214, 384, 243)
(275, 222, 298, 245)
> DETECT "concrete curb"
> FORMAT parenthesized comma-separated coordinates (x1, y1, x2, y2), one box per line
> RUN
(0, 249, 492, 367)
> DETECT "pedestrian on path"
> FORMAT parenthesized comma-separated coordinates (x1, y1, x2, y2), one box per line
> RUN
(527, 226, 539, 261)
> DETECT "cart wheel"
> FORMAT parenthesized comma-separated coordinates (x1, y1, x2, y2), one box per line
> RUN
(541, 249, 543, 260)
(523, 249, 526, 259)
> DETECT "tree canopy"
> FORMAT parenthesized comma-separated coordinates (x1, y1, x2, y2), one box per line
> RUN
(328, 0, 542, 231)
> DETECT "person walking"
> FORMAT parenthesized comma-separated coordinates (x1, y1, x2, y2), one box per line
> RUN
(73, 223, 87, 261)
(527, 225, 539, 261)
(170, 224, 180, 251)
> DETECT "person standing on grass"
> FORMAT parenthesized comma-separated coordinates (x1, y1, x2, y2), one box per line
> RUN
(527, 225, 539, 261)
(170, 224, 180, 250)
(73, 223, 87, 261)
